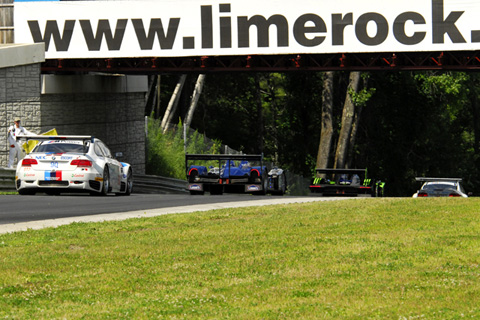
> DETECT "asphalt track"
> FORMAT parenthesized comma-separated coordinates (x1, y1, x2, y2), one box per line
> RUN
(0, 193, 352, 234)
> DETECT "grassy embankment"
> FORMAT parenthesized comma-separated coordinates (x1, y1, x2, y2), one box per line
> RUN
(1, 198, 480, 319)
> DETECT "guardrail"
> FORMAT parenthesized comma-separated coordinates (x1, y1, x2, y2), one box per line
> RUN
(0, 168, 16, 192)
(133, 174, 188, 194)
(0, 169, 188, 194)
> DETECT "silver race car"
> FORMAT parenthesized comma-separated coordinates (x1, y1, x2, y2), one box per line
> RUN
(412, 177, 468, 198)
(16, 135, 133, 196)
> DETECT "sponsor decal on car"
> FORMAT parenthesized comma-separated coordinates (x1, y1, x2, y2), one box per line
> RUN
(246, 185, 261, 191)
(188, 184, 203, 191)
(71, 173, 85, 178)
(45, 171, 62, 181)
(23, 173, 35, 177)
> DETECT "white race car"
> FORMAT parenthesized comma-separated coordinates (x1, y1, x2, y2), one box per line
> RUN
(412, 177, 468, 198)
(15, 135, 133, 196)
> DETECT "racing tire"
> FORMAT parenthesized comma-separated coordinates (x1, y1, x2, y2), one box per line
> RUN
(116, 169, 133, 196)
(188, 170, 198, 183)
(270, 173, 287, 196)
(18, 189, 35, 195)
(253, 172, 268, 196)
(100, 166, 110, 196)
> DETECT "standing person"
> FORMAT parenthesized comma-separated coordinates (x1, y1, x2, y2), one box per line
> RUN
(7, 117, 36, 168)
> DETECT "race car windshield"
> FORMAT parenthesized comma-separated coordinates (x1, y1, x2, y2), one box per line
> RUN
(33, 142, 89, 154)
(423, 183, 456, 191)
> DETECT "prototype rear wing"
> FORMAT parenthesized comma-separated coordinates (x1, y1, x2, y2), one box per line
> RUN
(186, 154, 263, 161)
(314, 168, 367, 175)
(185, 153, 264, 175)
(415, 177, 462, 182)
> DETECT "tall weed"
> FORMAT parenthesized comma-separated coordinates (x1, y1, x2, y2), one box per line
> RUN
(146, 117, 221, 179)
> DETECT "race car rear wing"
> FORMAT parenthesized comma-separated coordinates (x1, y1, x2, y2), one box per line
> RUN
(16, 135, 94, 142)
(16, 135, 94, 155)
(186, 153, 264, 167)
(314, 168, 367, 175)
(186, 153, 263, 161)
(415, 177, 462, 182)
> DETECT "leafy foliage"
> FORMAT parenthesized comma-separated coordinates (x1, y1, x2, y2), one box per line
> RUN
(153, 71, 480, 196)
(146, 117, 221, 179)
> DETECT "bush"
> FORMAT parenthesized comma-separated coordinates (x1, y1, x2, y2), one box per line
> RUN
(146, 117, 221, 179)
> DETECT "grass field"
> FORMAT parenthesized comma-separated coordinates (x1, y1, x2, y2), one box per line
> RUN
(1, 198, 479, 319)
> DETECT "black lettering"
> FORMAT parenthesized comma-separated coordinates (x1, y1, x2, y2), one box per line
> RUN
(27, 20, 75, 51)
(432, 0, 465, 43)
(80, 19, 127, 51)
(393, 12, 426, 45)
(132, 18, 180, 50)
(201, 5, 213, 49)
(183, 37, 195, 49)
(472, 30, 480, 43)
(219, 4, 231, 48)
(238, 15, 289, 48)
(332, 13, 353, 46)
(293, 14, 326, 47)
(355, 13, 388, 46)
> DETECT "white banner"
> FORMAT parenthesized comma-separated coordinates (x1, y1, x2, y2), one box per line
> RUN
(14, 0, 480, 59)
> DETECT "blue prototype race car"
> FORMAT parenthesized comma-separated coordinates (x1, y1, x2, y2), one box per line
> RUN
(186, 154, 286, 195)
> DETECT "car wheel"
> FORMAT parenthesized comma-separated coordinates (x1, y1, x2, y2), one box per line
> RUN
(271, 173, 286, 196)
(188, 169, 198, 183)
(100, 166, 110, 196)
(18, 189, 35, 195)
(125, 169, 133, 195)
(117, 169, 133, 196)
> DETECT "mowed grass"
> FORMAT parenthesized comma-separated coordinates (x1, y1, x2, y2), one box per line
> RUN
(1, 198, 480, 319)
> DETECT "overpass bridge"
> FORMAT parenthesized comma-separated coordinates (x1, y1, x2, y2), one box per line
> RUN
(8, 0, 480, 74)
(40, 51, 480, 74)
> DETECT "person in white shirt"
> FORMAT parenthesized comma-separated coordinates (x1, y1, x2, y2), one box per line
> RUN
(7, 117, 36, 168)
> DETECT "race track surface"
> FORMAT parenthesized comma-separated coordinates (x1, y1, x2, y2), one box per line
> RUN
(0, 193, 352, 234)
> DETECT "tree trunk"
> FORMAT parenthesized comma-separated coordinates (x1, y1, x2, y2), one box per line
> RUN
(183, 74, 206, 151)
(316, 71, 334, 175)
(161, 74, 186, 133)
(334, 71, 361, 169)
(254, 74, 264, 153)
(145, 75, 157, 116)
(347, 75, 369, 168)
(471, 79, 480, 156)
(155, 75, 161, 119)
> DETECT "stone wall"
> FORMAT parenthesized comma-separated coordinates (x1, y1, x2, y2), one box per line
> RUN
(40, 92, 146, 173)
(1, 62, 147, 174)
(0, 63, 42, 166)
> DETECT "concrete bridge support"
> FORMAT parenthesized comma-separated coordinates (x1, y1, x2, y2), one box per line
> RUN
(1, 44, 147, 174)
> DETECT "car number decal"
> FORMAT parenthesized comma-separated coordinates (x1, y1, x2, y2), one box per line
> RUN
(45, 171, 62, 181)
